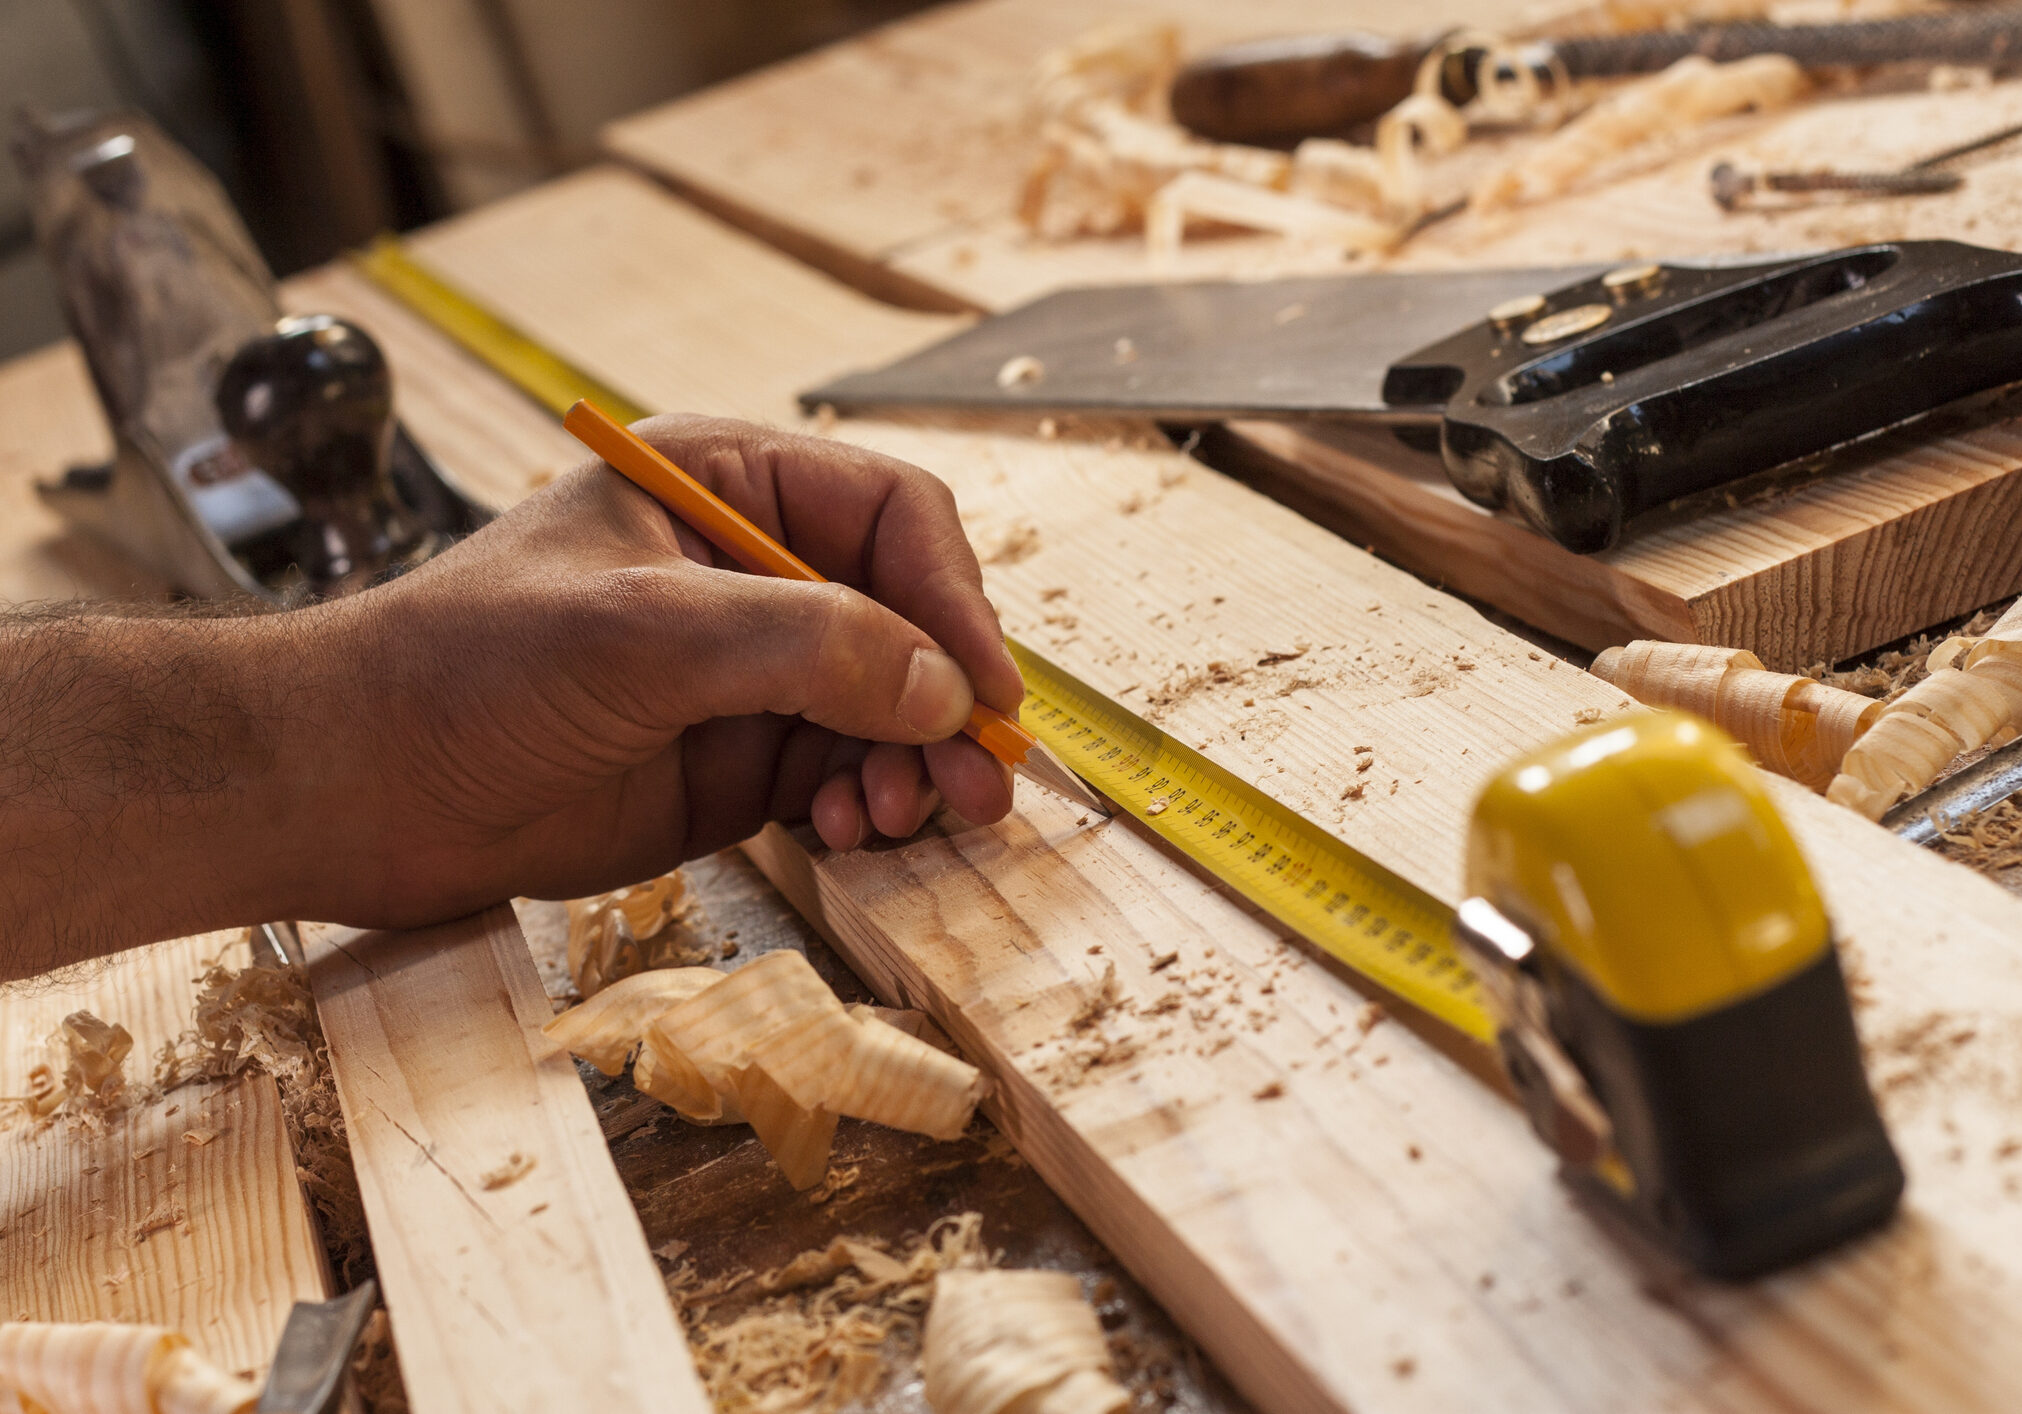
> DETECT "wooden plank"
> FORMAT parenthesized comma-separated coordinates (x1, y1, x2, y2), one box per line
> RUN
(401, 165, 961, 426)
(299, 908, 707, 1414)
(601, 3, 2022, 668)
(599, 0, 1508, 291)
(411, 166, 2022, 1412)
(0, 342, 171, 606)
(0, 932, 330, 1377)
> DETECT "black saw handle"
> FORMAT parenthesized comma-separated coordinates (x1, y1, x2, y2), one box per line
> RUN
(1380, 241, 2022, 553)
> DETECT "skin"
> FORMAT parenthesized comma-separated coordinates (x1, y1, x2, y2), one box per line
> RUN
(0, 416, 1021, 981)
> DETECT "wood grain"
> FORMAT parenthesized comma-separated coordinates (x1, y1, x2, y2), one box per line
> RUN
(299, 908, 707, 1414)
(0, 342, 171, 607)
(407, 167, 2022, 1411)
(0, 932, 329, 1377)
(600, 0, 1517, 282)
(601, 2, 2022, 668)
(402, 165, 961, 428)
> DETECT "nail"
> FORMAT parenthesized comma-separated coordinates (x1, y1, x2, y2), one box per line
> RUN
(899, 647, 974, 738)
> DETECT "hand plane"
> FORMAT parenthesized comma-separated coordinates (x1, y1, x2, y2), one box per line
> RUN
(804, 241, 2022, 553)
(11, 109, 488, 602)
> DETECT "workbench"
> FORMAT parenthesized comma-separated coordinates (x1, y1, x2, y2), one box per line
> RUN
(8, 3, 2022, 1413)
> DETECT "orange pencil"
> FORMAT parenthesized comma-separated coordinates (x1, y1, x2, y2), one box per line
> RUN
(564, 400, 1107, 815)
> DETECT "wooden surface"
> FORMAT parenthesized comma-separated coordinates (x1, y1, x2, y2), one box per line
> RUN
(0, 341, 171, 606)
(518, 852, 1249, 1413)
(300, 908, 708, 1414)
(402, 164, 961, 426)
(0, 932, 329, 1377)
(599, 0, 1510, 298)
(404, 166, 2022, 1412)
(603, 3, 2022, 669)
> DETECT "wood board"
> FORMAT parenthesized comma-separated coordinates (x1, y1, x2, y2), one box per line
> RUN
(0, 932, 330, 1378)
(0, 341, 171, 607)
(601, 1, 2022, 669)
(402, 164, 2022, 1412)
(300, 908, 708, 1414)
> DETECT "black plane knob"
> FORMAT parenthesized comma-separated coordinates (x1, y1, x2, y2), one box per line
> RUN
(215, 314, 419, 592)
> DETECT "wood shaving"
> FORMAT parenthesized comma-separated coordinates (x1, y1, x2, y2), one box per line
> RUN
(672, 1212, 991, 1414)
(0, 1322, 258, 1414)
(1830, 599, 2022, 819)
(995, 355, 1046, 389)
(155, 959, 373, 1287)
(923, 1269, 1129, 1414)
(1592, 640, 1880, 790)
(565, 869, 708, 998)
(1472, 54, 1807, 210)
(21, 1012, 135, 1121)
(545, 952, 988, 1190)
(1146, 172, 1400, 261)
(541, 967, 721, 1076)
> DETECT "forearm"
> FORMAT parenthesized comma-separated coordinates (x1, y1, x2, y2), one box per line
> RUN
(0, 608, 319, 979)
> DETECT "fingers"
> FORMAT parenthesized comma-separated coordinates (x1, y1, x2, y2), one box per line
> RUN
(624, 416, 1025, 715)
(862, 742, 939, 839)
(636, 569, 973, 744)
(810, 772, 869, 851)
(924, 736, 1014, 827)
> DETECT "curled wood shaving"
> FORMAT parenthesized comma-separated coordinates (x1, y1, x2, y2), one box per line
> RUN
(565, 869, 704, 998)
(0, 1322, 258, 1414)
(544, 952, 988, 1190)
(1146, 172, 1400, 261)
(1591, 640, 1880, 789)
(673, 1211, 991, 1414)
(1829, 600, 2022, 819)
(540, 968, 721, 1076)
(22, 1012, 136, 1121)
(922, 1270, 1128, 1414)
(1473, 54, 1806, 210)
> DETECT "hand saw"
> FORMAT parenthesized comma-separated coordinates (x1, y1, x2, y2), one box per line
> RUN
(801, 241, 2022, 553)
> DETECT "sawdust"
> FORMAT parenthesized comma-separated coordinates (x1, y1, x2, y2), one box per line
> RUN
(1810, 605, 2008, 703)
(351, 1309, 408, 1414)
(155, 961, 373, 1286)
(146, 959, 407, 1409)
(1932, 798, 2022, 877)
(982, 523, 1043, 566)
(479, 1151, 537, 1190)
(1807, 601, 2022, 882)
(669, 1211, 993, 1413)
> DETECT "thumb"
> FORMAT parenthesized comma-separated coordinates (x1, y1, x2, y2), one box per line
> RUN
(671, 571, 976, 743)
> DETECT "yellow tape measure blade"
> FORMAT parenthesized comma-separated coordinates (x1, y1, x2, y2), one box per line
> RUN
(1009, 641, 1494, 1044)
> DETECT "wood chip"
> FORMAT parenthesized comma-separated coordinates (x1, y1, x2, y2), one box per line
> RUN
(923, 1269, 1128, 1414)
(0, 1322, 258, 1414)
(479, 1152, 537, 1190)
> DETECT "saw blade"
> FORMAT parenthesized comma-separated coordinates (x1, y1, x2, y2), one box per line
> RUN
(802, 265, 1610, 425)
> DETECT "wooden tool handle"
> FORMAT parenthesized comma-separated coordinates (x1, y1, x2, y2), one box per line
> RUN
(563, 400, 1035, 762)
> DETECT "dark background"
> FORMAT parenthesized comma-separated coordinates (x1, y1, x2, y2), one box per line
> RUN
(0, 0, 937, 360)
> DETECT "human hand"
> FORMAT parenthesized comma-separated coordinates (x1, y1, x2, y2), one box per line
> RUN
(290, 415, 1021, 926)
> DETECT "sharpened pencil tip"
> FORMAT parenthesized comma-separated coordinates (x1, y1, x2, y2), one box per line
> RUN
(1017, 742, 1113, 817)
